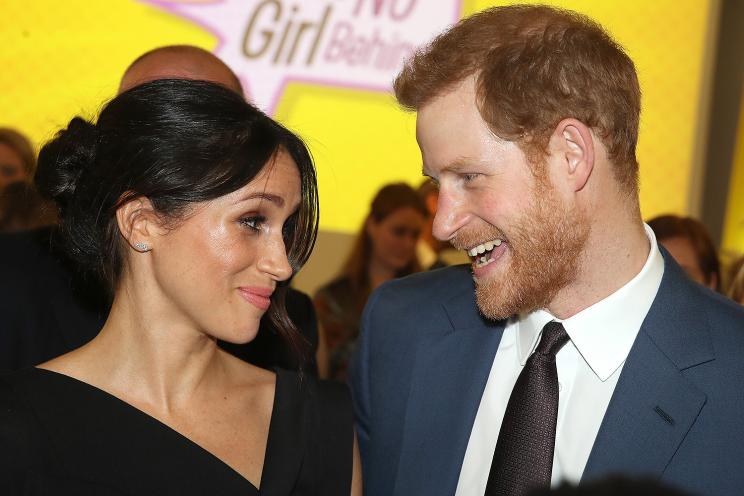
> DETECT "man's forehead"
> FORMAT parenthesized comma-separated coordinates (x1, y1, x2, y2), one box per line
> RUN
(416, 84, 489, 161)
(417, 76, 478, 120)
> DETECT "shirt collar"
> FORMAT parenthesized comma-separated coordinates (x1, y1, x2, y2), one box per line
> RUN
(515, 224, 665, 381)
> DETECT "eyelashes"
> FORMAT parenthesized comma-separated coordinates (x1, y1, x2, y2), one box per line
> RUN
(239, 215, 266, 232)
(238, 210, 298, 242)
(462, 172, 481, 183)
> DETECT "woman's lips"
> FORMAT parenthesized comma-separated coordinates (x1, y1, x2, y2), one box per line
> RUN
(238, 287, 273, 311)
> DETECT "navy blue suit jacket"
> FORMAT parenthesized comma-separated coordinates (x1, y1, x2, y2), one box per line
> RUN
(349, 252, 744, 496)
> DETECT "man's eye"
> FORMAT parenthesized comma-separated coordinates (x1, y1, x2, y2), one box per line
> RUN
(239, 216, 265, 231)
(462, 173, 480, 182)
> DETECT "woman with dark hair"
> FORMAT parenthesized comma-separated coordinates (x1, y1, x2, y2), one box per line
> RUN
(647, 214, 721, 291)
(0, 79, 360, 495)
(315, 182, 426, 380)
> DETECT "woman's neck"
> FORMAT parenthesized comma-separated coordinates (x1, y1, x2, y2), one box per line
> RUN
(367, 257, 396, 291)
(65, 281, 229, 414)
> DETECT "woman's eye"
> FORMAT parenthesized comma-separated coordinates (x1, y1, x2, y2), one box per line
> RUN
(239, 215, 265, 231)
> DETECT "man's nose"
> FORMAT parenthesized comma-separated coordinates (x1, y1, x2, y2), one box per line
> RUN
(432, 188, 469, 241)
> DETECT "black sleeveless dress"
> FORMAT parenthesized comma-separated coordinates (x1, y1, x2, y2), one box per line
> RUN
(0, 368, 352, 495)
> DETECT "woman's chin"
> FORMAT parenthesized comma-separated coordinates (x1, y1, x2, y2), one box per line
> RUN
(389, 258, 413, 272)
(216, 327, 260, 346)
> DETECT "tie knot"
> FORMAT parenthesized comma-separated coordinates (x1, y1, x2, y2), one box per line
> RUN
(535, 321, 569, 357)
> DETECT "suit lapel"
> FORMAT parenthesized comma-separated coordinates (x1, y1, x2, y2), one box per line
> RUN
(581, 331, 708, 481)
(393, 290, 505, 496)
(583, 253, 713, 482)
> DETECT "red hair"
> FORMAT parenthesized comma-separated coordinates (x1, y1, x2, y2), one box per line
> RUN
(395, 5, 641, 192)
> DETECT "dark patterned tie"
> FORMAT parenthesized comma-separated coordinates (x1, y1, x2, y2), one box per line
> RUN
(485, 321, 570, 496)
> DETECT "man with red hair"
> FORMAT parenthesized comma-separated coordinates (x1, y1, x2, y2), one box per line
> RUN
(350, 5, 744, 496)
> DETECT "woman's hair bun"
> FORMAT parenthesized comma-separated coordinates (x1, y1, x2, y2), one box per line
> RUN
(36, 116, 98, 210)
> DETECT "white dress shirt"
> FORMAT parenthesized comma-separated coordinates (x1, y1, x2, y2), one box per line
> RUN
(455, 224, 665, 495)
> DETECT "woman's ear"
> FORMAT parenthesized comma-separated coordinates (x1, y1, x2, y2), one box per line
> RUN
(115, 195, 159, 253)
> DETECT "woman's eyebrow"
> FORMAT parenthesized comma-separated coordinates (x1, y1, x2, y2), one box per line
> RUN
(236, 192, 284, 207)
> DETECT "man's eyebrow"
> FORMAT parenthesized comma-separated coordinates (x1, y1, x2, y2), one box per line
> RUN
(422, 159, 472, 177)
(442, 160, 472, 173)
(237, 192, 284, 207)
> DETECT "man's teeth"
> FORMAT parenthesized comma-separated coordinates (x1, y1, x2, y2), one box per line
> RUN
(467, 239, 503, 257)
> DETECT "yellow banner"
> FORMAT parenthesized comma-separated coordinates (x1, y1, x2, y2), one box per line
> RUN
(0, 0, 715, 233)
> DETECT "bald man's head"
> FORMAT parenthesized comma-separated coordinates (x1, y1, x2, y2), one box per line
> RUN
(119, 45, 243, 95)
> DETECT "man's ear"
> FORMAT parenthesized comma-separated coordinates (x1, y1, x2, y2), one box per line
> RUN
(115, 195, 159, 253)
(550, 118, 595, 192)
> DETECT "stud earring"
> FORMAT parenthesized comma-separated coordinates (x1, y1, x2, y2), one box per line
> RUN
(134, 242, 150, 252)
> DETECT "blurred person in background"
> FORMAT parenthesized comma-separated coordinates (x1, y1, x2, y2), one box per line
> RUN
(727, 255, 744, 304)
(315, 182, 426, 380)
(0, 122, 103, 370)
(119, 44, 243, 94)
(0, 127, 35, 191)
(529, 475, 692, 496)
(416, 178, 449, 270)
(416, 178, 470, 270)
(0, 181, 57, 232)
(648, 214, 721, 291)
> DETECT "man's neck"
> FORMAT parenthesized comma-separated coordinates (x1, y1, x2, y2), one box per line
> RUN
(547, 210, 650, 320)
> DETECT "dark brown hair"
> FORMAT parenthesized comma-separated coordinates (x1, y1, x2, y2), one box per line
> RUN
(648, 214, 721, 291)
(394, 4, 641, 192)
(36, 79, 318, 361)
